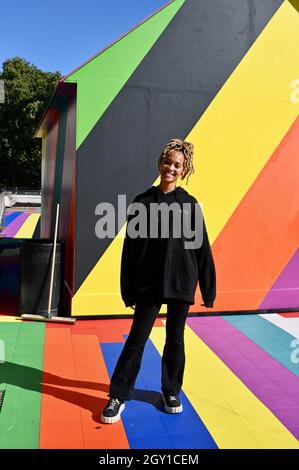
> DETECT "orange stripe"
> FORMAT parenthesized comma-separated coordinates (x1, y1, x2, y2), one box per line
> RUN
(39, 327, 84, 448)
(48, 320, 130, 342)
(70, 318, 164, 342)
(280, 312, 299, 318)
(192, 116, 299, 311)
(40, 324, 129, 449)
(71, 334, 129, 448)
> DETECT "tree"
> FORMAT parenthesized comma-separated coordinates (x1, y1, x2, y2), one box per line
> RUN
(0, 57, 61, 188)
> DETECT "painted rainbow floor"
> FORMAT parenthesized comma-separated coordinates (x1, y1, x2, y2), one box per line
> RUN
(0, 207, 41, 239)
(0, 313, 299, 449)
(0, 209, 299, 448)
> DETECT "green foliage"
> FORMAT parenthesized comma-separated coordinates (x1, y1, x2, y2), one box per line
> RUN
(0, 57, 61, 188)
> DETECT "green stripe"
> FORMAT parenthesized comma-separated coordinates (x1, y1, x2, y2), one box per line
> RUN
(0, 322, 45, 449)
(65, 0, 185, 149)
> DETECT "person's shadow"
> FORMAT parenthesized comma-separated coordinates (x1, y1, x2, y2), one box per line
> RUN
(0, 362, 164, 424)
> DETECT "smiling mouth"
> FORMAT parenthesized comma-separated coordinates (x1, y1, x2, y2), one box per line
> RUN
(165, 172, 175, 177)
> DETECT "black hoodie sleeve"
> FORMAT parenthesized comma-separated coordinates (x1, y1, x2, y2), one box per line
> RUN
(194, 203, 216, 308)
(120, 197, 139, 307)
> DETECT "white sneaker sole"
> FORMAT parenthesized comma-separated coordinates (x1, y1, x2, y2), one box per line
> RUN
(100, 403, 125, 424)
(163, 395, 183, 414)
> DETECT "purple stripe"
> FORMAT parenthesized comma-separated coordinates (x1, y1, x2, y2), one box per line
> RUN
(187, 316, 299, 439)
(1, 213, 30, 237)
(259, 248, 299, 309)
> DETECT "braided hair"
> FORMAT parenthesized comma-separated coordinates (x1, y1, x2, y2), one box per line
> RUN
(157, 138, 195, 186)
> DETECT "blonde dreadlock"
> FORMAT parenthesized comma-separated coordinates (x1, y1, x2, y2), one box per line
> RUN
(157, 138, 195, 186)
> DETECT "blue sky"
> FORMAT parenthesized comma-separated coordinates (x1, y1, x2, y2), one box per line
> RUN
(0, 0, 170, 76)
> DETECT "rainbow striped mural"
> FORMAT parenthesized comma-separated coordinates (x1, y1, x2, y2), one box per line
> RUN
(1, 2, 299, 450)
(0, 312, 298, 448)
(35, 0, 299, 316)
(0, 202, 298, 449)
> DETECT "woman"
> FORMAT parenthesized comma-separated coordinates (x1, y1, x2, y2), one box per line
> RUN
(101, 138, 216, 424)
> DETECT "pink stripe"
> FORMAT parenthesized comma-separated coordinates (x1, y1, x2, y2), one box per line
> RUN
(187, 316, 299, 438)
(259, 248, 299, 309)
(1, 213, 31, 237)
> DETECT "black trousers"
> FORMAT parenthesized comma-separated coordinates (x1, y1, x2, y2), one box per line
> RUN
(108, 298, 190, 401)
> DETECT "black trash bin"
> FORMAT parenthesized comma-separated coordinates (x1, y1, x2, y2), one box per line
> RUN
(19, 239, 64, 318)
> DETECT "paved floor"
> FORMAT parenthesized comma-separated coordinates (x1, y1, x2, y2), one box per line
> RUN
(0, 312, 298, 449)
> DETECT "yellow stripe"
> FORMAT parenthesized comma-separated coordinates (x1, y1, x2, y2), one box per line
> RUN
(14, 214, 40, 239)
(179, 0, 299, 243)
(72, 225, 169, 316)
(73, 1, 299, 316)
(0, 316, 21, 322)
(150, 322, 299, 449)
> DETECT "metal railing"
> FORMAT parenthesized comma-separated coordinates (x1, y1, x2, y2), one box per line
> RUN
(0, 189, 41, 228)
(0, 186, 41, 195)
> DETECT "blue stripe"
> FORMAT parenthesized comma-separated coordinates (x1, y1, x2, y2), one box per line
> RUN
(100, 335, 217, 449)
(223, 314, 299, 376)
(2, 212, 22, 228)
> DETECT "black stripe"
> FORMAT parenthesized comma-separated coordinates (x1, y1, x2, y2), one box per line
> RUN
(75, 0, 284, 292)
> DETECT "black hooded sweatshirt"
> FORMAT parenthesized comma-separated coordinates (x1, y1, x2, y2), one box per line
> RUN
(120, 185, 216, 307)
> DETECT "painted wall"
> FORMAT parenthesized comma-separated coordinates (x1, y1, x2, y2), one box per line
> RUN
(39, 0, 299, 316)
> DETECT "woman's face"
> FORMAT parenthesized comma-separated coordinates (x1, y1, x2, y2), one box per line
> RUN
(158, 150, 185, 184)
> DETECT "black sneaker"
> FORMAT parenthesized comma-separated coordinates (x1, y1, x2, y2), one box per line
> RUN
(162, 393, 183, 413)
(101, 398, 125, 424)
